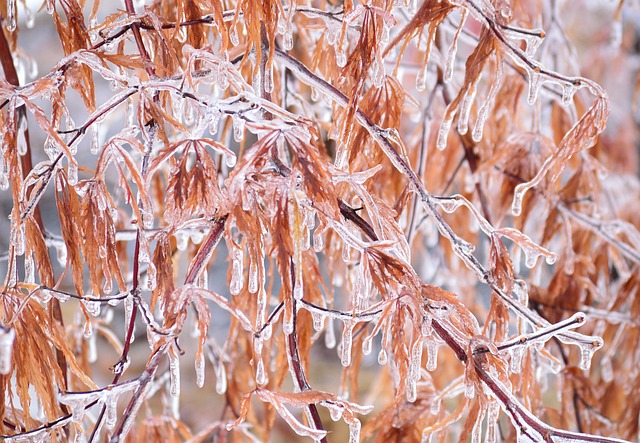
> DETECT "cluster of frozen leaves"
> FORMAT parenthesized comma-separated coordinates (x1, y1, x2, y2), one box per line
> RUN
(0, 0, 638, 442)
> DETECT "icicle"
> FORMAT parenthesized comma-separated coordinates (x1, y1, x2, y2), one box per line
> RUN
(561, 80, 579, 107)
(68, 160, 78, 186)
(11, 222, 25, 256)
(519, 243, 557, 269)
(336, 43, 347, 68)
(125, 97, 135, 127)
(510, 346, 524, 374)
(430, 398, 440, 414)
(88, 17, 99, 41)
(24, 253, 35, 284)
(348, 419, 361, 443)
(524, 33, 544, 57)
(264, 63, 274, 93)
(327, 402, 344, 421)
(232, 115, 245, 143)
(312, 311, 324, 331)
(416, 62, 429, 92)
(37, 288, 52, 303)
(124, 296, 134, 341)
(437, 197, 464, 214)
(313, 230, 324, 252)
(341, 242, 352, 262)
(229, 245, 244, 295)
(283, 305, 294, 335)
(90, 124, 100, 154)
(102, 273, 113, 295)
(293, 275, 304, 300)
(410, 339, 423, 380)
(418, 306, 430, 330)
(255, 355, 267, 386)
(169, 353, 181, 397)
(17, 128, 28, 158)
(486, 401, 499, 443)
(5, 0, 16, 32)
(248, 257, 259, 294)
(578, 338, 603, 370)
(183, 99, 196, 126)
(406, 377, 417, 402)
(225, 150, 237, 168)
(52, 288, 70, 303)
(146, 262, 157, 291)
(300, 219, 311, 248)
(61, 393, 88, 423)
(426, 339, 438, 371)
(302, 208, 314, 229)
(436, 116, 453, 150)
(44, 137, 59, 159)
(83, 299, 101, 317)
(325, 317, 336, 349)
(434, 303, 453, 319)
(140, 206, 154, 230)
(372, 56, 385, 88)
(527, 68, 543, 105)
(74, 427, 87, 443)
(464, 381, 475, 399)
(381, 22, 391, 45)
(229, 23, 240, 46)
(208, 108, 221, 135)
(284, 29, 294, 50)
(0, 326, 15, 375)
(326, 21, 339, 46)
(176, 24, 188, 44)
(377, 348, 387, 365)
(457, 84, 478, 135)
(0, 165, 8, 191)
(106, 392, 118, 429)
(362, 335, 372, 355)
(444, 10, 467, 83)
(175, 231, 189, 251)
(310, 87, 320, 102)
(340, 320, 355, 367)
(195, 352, 205, 388)
(474, 57, 503, 138)
(500, 3, 512, 19)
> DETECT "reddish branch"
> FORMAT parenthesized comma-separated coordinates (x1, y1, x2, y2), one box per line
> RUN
(288, 261, 328, 442)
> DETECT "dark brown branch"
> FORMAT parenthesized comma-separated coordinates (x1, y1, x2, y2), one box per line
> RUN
(288, 260, 328, 443)
(338, 199, 379, 241)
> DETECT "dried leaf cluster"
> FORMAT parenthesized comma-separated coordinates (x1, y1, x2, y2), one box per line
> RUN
(0, 0, 638, 442)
